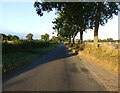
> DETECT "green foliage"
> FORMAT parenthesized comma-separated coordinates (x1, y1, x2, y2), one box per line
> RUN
(2, 40, 60, 73)
(41, 35, 44, 39)
(84, 39, 94, 42)
(41, 33, 49, 41)
(98, 38, 114, 42)
(1, 33, 7, 41)
(34, 2, 119, 47)
(7, 34, 12, 41)
(26, 33, 33, 40)
(107, 38, 114, 42)
(2, 40, 51, 54)
(84, 38, 116, 42)
(12, 35, 19, 40)
(3, 52, 38, 73)
(1, 33, 20, 41)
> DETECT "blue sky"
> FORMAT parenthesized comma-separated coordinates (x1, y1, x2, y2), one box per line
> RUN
(0, 2, 119, 40)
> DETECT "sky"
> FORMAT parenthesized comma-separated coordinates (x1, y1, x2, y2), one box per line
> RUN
(0, 1, 119, 40)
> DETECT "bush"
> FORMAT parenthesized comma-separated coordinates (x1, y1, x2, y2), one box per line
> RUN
(2, 40, 51, 54)
(68, 43, 74, 47)
(73, 44, 79, 49)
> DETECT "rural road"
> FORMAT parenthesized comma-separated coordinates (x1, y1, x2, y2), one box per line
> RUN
(3, 43, 118, 91)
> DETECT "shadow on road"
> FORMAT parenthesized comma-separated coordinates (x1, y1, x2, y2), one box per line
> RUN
(3, 43, 78, 82)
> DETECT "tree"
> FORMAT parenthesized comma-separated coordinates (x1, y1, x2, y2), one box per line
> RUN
(34, 2, 93, 44)
(61, 3, 92, 44)
(44, 33, 49, 41)
(88, 2, 119, 48)
(34, 2, 119, 47)
(52, 11, 79, 44)
(41, 35, 45, 40)
(1, 34, 20, 41)
(41, 33, 49, 42)
(107, 38, 113, 42)
(1, 33, 7, 41)
(12, 35, 19, 40)
(26, 33, 33, 40)
(7, 34, 13, 41)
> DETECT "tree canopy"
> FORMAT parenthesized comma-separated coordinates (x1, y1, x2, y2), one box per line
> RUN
(41, 33, 50, 41)
(26, 33, 33, 40)
(1, 33, 20, 41)
(34, 2, 119, 47)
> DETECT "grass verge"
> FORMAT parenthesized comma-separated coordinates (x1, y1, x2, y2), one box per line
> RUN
(2, 43, 60, 74)
(78, 44, 118, 74)
(65, 43, 118, 74)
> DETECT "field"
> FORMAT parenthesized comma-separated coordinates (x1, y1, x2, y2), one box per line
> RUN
(2, 40, 60, 74)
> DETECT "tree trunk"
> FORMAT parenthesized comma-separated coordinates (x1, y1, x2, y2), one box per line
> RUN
(80, 31, 83, 43)
(69, 37, 71, 43)
(73, 37, 75, 44)
(94, 2, 102, 48)
(94, 22, 99, 48)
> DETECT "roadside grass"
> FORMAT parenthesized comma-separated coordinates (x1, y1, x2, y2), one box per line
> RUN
(65, 43, 85, 50)
(78, 44, 118, 73)
(3, 52, 38, 73)
(26, 43, 59, 53)
(65, 43, 118, 73)
(2, 41, 60, 74)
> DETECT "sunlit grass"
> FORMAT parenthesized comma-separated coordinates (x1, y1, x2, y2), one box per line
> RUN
(79, 44, 118, 73)
(65, 43, 118, 73)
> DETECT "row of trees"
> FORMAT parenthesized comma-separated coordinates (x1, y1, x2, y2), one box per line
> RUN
(34, 2, 119, 48)
(1, 33, 50, 41)
(84, 38, 116, 42)
(1, 33, 19, 41)
(52, 36, 67, 42)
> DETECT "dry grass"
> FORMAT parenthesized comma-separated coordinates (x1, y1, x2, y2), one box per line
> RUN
(78, 44, 118, 74)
